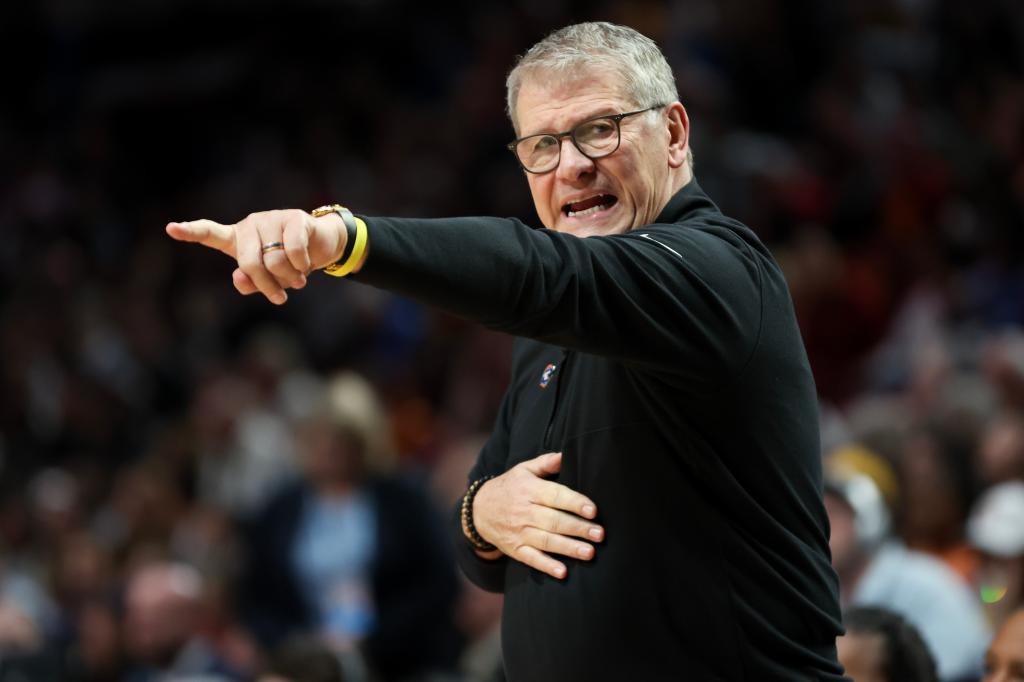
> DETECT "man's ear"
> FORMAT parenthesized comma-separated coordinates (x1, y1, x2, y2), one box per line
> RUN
(665, 102, 689, 169)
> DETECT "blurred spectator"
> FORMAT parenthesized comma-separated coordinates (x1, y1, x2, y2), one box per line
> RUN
(0, 596, 43, 655)
(825, 446, 990, 681)
(258, 636, 344, 682)
(0, 560, 57, 648)
(968, 481, 1024, 630)
(122, 561, 243, 682)
(67, 599, 124, 682)
(898, 426, 981, 582)
(981, 333, 1024, 412)
(190, 367, 298, 518)
(977, 412, 1024, 486)
(984, 608, 1024, 682)
(838, 606, 937, 682)
(240, 372, 460, 681)
(91, 461, 187, 557)
(430, 434, 504, 682)
(0, 556, 63, 679)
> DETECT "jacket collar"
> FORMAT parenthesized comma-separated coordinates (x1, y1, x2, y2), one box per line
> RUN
(652, 178, 720, 226)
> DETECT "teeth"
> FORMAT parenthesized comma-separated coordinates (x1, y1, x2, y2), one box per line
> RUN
(567, 201, 611, 218)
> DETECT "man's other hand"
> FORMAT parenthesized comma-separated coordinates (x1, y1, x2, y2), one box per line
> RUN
(472, 452, 604, 580)
(165, 209, 349, 305)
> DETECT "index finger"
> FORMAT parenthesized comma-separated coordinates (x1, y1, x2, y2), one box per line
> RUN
(534, 480, 598, 519)
(166, 219, 237, 258)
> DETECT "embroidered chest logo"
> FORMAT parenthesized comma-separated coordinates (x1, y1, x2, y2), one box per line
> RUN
(538, 363, 557, 389)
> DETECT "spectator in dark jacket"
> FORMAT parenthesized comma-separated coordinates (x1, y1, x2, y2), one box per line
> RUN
(240, 372, 460, 681)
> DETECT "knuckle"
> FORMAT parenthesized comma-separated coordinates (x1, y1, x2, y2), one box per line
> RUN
(549, 511, 565, 534)
(549, 485, 564, 508)
(263, 257, 289, 277)
(238, 257, 261, 275)
(266, 251, 289, 268)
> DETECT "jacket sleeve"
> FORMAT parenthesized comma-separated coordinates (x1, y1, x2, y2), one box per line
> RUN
(351, 215, 764, 388)
(447, 382, 517, 593)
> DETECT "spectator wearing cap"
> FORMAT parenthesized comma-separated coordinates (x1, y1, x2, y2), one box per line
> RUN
(984, 608, 1024, 682)
(825, 445, 990, 681)
(968, 481, 1024, 630)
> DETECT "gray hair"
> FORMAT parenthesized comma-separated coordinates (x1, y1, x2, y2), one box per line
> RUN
(506, 22, 691, 166)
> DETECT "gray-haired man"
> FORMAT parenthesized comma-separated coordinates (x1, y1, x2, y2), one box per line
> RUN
(169, 22, 846, 681)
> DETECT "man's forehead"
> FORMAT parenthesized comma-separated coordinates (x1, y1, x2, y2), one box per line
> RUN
(515, 69, 631, 132)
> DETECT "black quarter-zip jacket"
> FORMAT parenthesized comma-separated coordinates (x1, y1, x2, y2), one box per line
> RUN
(352, 180, 846, 681)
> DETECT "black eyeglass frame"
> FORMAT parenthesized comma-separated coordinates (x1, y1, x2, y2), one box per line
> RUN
(507, 104, 667, 174)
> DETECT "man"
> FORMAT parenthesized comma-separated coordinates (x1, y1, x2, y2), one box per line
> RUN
(985, 608, 1024, 682)
(837, 607, 937, 682)
(122, 562, 242, 682)
(168, 22, 845, 681)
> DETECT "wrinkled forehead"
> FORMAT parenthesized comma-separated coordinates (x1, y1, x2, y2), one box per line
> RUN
(513, 64, 634, 133)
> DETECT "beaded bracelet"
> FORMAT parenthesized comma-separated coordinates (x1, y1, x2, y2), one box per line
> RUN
(461, 475, 497, 552)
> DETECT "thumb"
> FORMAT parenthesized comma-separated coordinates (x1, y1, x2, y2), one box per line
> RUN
(166, 219, 237, 258)
(523, 451, 562, 477)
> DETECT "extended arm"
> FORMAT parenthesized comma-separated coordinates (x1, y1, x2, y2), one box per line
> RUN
(166, 207, 763, 388)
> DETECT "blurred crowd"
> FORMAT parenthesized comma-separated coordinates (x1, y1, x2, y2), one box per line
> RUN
(1, 0, 1023, 680)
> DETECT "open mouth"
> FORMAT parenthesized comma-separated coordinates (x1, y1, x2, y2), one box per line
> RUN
(562, 194, 618, 218)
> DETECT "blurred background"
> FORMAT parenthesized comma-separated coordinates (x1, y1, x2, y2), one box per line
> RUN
(1, 0, 1023, 680)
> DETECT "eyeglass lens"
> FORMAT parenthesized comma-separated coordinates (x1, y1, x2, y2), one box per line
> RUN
(516, 117, 620, 172)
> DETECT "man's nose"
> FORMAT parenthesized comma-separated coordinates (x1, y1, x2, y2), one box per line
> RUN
(556, 138, 595, 182)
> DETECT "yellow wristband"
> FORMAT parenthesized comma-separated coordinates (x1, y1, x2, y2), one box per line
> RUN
(315, 204, 368, 277)
(323, 217, 367, 277)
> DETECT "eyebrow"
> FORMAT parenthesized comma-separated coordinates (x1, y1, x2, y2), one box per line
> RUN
(522, 108, 621, 138)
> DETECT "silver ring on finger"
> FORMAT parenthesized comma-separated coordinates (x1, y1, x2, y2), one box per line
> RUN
(260, 241, 285, 254)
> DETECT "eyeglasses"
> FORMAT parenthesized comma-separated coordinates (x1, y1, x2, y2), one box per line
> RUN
(507, 104, 666, 174)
